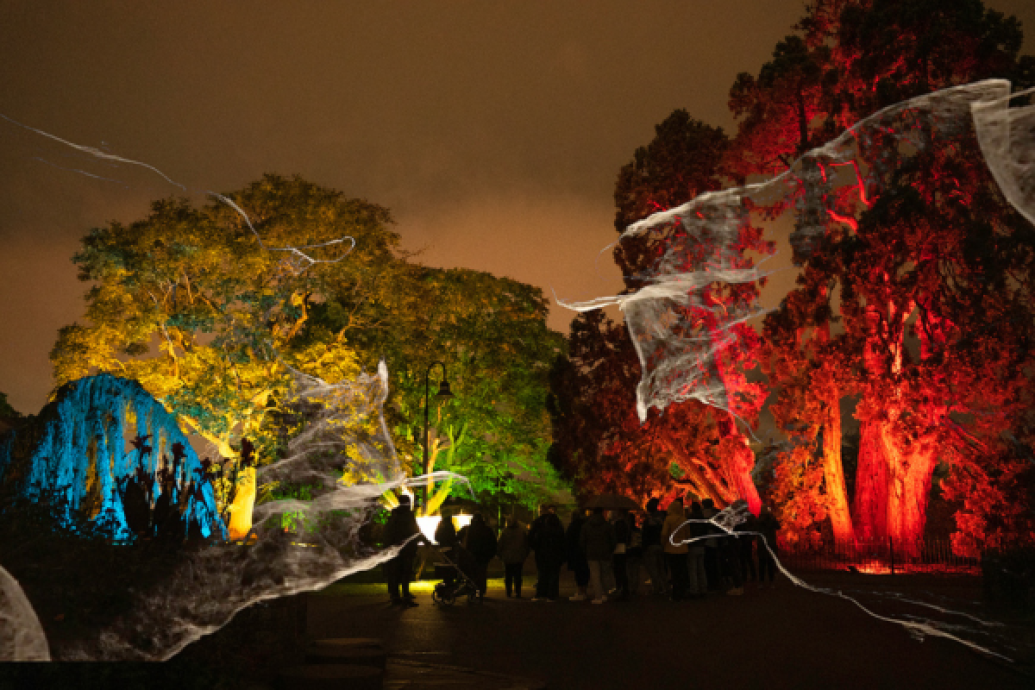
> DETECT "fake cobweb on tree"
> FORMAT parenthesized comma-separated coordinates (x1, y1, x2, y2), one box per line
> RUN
(55, 360, 463, 661)
(0, 565, 50, 662)
(561, 79, 1035, 426)
(559, 79, 1035, 662)
(0, 121, 465, 660)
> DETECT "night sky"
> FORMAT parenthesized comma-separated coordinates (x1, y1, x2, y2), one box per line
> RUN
(2, 1, 1033, 415)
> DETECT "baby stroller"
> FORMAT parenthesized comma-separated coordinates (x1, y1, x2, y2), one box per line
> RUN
(431, 544, 482, 605)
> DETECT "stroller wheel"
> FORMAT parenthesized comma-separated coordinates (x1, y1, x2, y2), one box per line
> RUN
(433, 587, 455, 606)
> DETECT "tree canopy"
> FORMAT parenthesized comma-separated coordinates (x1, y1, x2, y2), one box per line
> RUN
(52, 173, 568, 527)
(553, 0, 1035, 557)
(314, 265, 568, 514)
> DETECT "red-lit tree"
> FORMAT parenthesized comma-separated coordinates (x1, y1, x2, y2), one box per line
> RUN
(741, 0, 1035, 553)
(729, 26, 858, 543)
(821, 0, 1032, 552)
(610, 110, 771, 514)
(547, 310, 764, 509)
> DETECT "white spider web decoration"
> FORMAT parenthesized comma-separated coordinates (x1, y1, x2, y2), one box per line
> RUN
(560, 79, 1035, 424)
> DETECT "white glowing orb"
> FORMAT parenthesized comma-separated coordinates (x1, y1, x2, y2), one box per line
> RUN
(416, 514, 473, 544)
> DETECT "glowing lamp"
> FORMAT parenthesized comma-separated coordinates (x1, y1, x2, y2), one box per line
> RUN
(415, 513, 472, 544)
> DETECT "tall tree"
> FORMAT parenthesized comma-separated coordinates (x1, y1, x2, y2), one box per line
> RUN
(611, 109, 771, 513)
(750, 0, 1035, 552)
(50, 174, 400, 538)
(613, 110, 731, 284)
(316, 266, 568, 515)
(548, 309, 764, 509)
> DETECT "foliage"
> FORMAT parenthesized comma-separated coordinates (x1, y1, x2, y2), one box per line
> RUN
(314, 266, 569, 513)
(50, 174, 394, 514)
(769, 443, 828, 551)
(554, 102, 770, 511)
(548, 311, 675, 505)
(747, 0, 1035, 550)
(548, 310, 762, 508)
(0, 391, 22, 419)
(943, 400, 1035, 556)
(613, 110, 730, 283)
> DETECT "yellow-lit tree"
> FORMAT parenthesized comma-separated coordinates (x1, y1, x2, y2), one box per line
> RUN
(51, 174, 405, 538)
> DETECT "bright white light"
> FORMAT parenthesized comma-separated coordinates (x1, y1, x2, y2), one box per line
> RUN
(416, 514, 473, 544)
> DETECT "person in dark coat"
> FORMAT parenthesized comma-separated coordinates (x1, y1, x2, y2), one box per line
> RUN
(580, 508, 616, 603)
(497, 519, 530, 598)
(566, 509, 591, 601)
(463, 512, 498, 598)
(531, 513, 566, 601)
(435, 508, 459, 550)
(527, 505, 553, 596)
(719, 528, 745, 596)
(661, 499, 689, 601)
(641, 498, 666, 595)
(738, 511, 758, 585)
(383, 494, 427, 606)
(701, 498, 722, 592)
(626, 511, 644, 597)
(611, 509, 632, 601)
(433, 509, 460, 588)
(686, 501, 709, 597)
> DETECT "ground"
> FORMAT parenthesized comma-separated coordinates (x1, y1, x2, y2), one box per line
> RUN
(304, 567, 1034, 690)
(2, 561, 1033, 689)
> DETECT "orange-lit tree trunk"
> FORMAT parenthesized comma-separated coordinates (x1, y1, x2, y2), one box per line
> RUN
(661, 429, 734, 507)
(813, 318, 854, 544)
(852, 418, 887, 542)
(715, 415, 762, 515)
(764, 276, 855, 544)
(819, 386, 853, 543)
(711, 322, 764, 516)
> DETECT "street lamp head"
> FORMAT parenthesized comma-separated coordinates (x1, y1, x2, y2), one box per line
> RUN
(436, 379, 454, 399)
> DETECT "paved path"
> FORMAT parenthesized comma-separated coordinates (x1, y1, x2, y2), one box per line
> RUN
(308, 573, 1033, 690)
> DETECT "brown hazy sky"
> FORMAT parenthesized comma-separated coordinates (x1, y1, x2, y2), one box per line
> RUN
(2, 1, 1033, 415)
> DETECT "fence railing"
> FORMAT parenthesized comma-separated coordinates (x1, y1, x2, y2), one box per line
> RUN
(775, 538, 980, 575)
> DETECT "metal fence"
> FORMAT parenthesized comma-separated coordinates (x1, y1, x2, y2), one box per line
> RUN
(776, 538, 981, 575)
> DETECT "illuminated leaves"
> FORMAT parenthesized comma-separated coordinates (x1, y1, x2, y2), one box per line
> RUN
(51, 175, 393, 513)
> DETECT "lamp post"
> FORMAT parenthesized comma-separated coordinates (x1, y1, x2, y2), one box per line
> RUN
(422, 361, 453, 509)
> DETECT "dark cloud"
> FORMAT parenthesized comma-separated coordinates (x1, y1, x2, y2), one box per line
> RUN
(1, 0, 1033, 412)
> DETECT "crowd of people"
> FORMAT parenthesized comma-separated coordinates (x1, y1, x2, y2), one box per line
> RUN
(381, 494, 781, 606)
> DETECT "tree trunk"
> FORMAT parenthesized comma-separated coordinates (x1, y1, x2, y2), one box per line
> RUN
(710, 328, 762, 516)
(820, 394, 854, 544)
(850, 298, 938, 555)
(852, 418, 888, 543)
(881, 426, 938, 558)
(815, 319, 853, 543)
(661, 430, 733, 506)
(227, 466, 256, 541)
